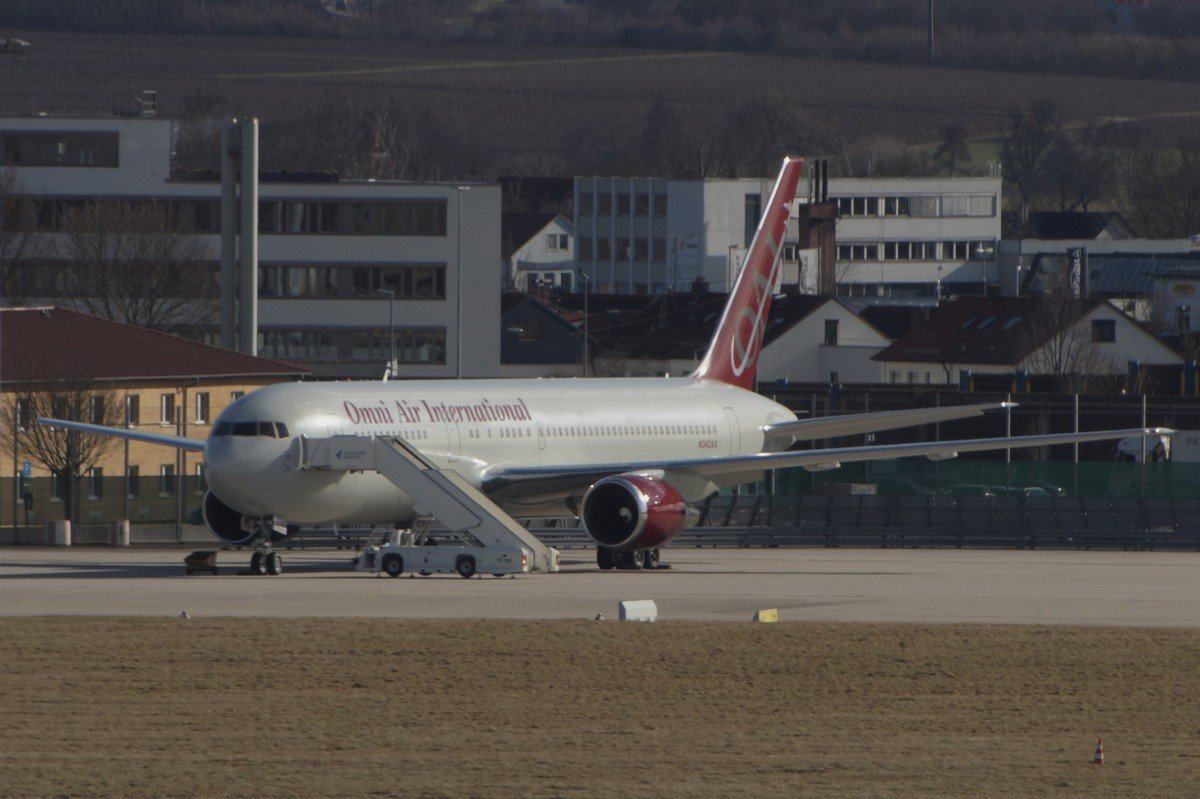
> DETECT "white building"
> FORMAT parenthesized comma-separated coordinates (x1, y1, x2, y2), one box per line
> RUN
(830, 176, 1002, 299)
(0, 115, 501, 379)
(873, 296, 1181, 385)
(503, 213, 575, 292)
(757, 298, 890, 385)
(573, 173, 1000, 298)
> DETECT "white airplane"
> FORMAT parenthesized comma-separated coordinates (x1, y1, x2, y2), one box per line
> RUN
(40, 157, 1166, 574)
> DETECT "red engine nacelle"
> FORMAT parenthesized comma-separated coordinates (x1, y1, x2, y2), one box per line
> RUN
(580, 475, 698, 550)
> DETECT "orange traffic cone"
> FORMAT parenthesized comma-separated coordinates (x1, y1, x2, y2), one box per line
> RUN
(1093, 738, 1104, 765)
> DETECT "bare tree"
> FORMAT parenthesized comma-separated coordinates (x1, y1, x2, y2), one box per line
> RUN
(0, 169, 46, 304)
(1001, 98, 1063, 227)
(0, 384, 119, 525)
(1044, 126, 1117, 213)
(1126, 136, 1200, 238)
(1019, 289, 1119, 390)
(57, 200, 216, 331)
(934, 123, 971, 176)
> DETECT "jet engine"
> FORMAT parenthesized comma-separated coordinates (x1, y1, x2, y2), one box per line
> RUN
(202, 491, 286, 545)
(580, 475, 699, 550)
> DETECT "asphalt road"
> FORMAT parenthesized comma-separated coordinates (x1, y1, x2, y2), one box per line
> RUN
(2, 545, 1198, 626)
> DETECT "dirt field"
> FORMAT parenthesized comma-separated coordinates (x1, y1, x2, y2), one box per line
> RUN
(6, 32, 1200, 172)
(3, 617, 1199, 798)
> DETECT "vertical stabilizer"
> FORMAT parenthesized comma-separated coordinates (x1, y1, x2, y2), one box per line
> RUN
(692, 157, 803, 389)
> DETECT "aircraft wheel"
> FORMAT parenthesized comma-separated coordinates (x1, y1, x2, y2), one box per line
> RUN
(642, 548, 660, 569)
(596, 547, 615, 570)
(265, 552, 283, 576)
(617, 550, 643, 570)
(382, 554, 404, 578)
(250, 551, 266, 575)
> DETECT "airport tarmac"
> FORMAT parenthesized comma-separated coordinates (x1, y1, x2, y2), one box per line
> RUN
(2, 545, 1199, 625)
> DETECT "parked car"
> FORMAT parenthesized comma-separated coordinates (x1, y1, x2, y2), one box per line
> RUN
(939, 484, 997, 497)
(873, 476, 935, 496)
(1011, 479, 1066, 497)
(990, 485, 1052, 498)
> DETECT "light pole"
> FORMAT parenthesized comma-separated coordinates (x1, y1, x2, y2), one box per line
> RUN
(578, 270, 589, 377)
(455, 185, 470, 379)
(376, 288, 396, 379)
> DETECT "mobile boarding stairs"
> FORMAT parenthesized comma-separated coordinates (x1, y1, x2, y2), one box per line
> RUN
(289, 434, 560, 572)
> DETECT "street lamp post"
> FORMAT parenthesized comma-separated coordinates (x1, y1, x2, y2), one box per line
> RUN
(578, 270, 589, 377)
(376, 288, 396, 379)
(455, 185, 470, 379)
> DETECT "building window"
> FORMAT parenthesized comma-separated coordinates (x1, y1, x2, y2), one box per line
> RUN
(546, 233, 568, 251)
(194, 463, 208, 494)
(230, 391, 245, 402)
(1092, 319, 1116, 343)
(969, 240, 996, 261)
(577, 237, 592, 260)
(51, 470, 65, 501)
(89, 396, 106, 424)
(160, 393, 175, 425)
(616, 194, 630, 215)
(126, 395, 140, 426)
(578, 193, 593, 215)
(653, 194, 667, 216)
(14, 398, 27, 431)
(127, 465, 139, 499)
(514, 320, 542, 341)
(824, 319, 839, 346)
(890, 370, 899, 383)
(744, 193, 761, 248)
(598, 193, 612, 216)
(882, 197, 911, 216)
(0, 132, 119, 167)
(88, 467, 103, 500)
(195, 392, 210, 424)
(837, 244, 879, 262)
(942, 195, 996, 217)
(635, 193, 650, 216)
(159, 465, 175, 497)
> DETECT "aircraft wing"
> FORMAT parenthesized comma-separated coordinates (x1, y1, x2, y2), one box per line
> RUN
(762, 401, 1013, 446)
(484, 427, 1170, 507)
(36, 417, 207, 452)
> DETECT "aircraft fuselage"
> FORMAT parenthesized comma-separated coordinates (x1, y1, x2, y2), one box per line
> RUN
(204, 377, 797, 525)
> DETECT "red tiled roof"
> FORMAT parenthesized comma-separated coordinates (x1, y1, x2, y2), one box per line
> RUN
(1, 307, 308, 383)
(872, 296, 1101, 365)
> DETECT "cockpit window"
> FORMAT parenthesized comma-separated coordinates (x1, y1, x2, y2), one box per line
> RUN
(214, 420, 291, 438)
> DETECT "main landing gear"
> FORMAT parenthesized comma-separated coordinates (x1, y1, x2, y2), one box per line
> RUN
(248, 549, 283, 576)
(596, 547, 665, 571)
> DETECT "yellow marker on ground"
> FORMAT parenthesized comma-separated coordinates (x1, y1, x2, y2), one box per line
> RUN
(753, 608, 778, 623)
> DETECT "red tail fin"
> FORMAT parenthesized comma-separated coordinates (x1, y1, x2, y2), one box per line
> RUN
(693, 157, 803, 389)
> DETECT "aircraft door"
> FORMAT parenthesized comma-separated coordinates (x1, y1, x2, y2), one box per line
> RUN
(723, 407, 741, 455)
(536, 423, 546, 454)
(445, 419, 462, 462)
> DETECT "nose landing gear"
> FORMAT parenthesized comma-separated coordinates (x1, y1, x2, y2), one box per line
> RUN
(249, 549, 283, 576)
(245, 518, 286, 576)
